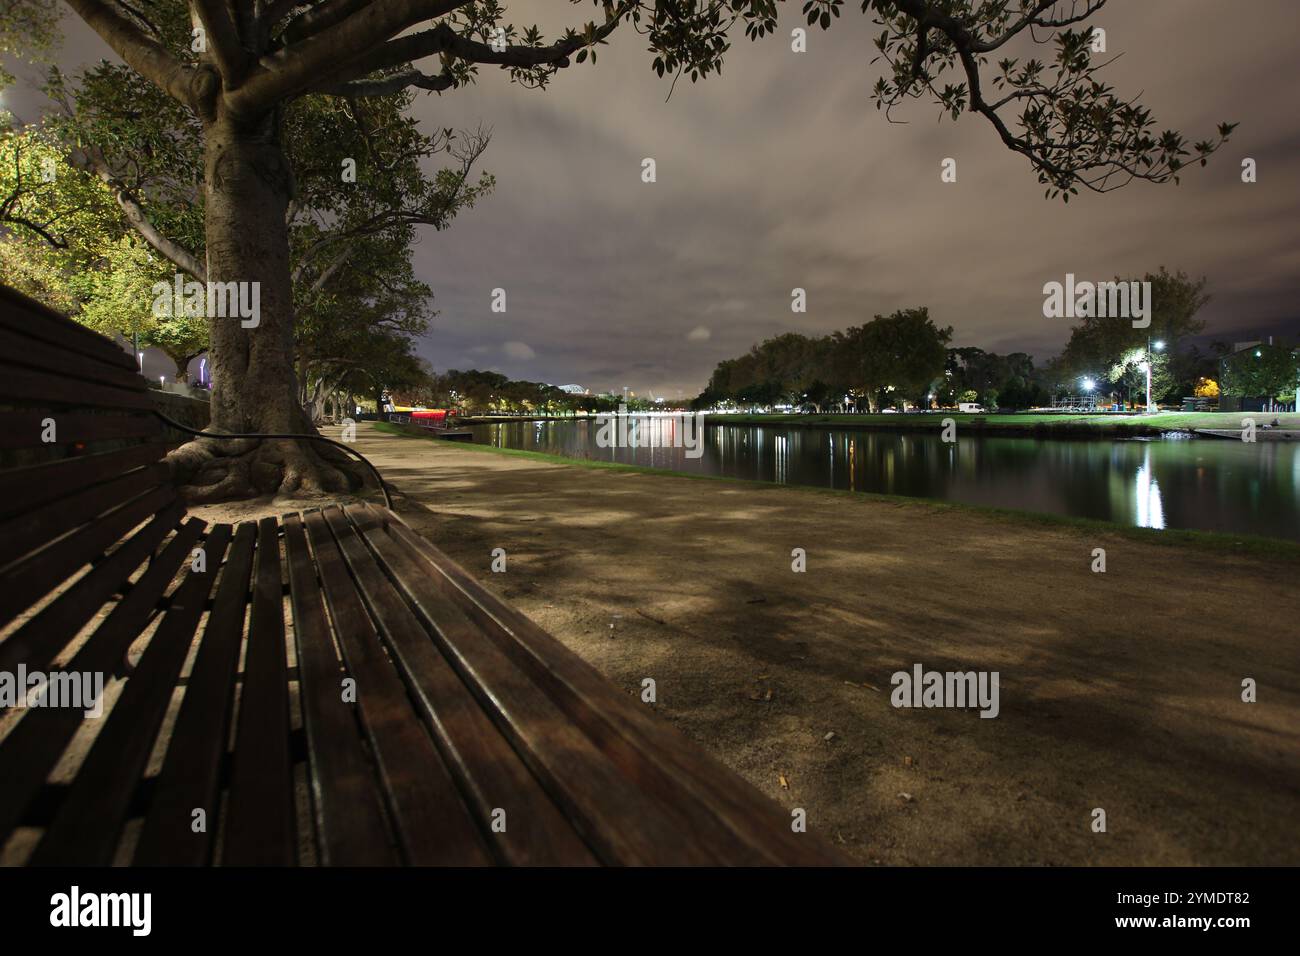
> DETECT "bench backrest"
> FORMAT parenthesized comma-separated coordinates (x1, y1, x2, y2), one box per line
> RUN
(0, 285, 179, 630)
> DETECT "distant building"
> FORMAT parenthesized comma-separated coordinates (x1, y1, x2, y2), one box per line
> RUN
(556, 384, 589, 395)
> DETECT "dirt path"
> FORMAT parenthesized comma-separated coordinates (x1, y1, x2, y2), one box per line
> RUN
(239, 424, 1300, 865)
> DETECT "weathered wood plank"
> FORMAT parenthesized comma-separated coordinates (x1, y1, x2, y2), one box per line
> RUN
(0, 516, 203, 844)
(28, 527, 233, 866)
(0, 485, 177, 629)
(222, 517, 296, 865)
(0, 410, 161, 451)
(321, 505, 595, 866)
(302, 509, 490, 866)
(283, 513, 397, 866)
(344, 505, 733, 865)
(0, 444, 167, 520)
(0, 286, 138, 370)
(133, 522, 257, 866)
(0, 505, 182, 677)
(0, 462, 171, 569)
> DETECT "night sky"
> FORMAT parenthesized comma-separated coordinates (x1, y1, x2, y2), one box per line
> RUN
(8, 1, 1300, 397)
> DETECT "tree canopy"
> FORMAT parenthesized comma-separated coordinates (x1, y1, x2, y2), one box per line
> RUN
(1055, 267, 1210, 401)
(699, 307, 952, 411)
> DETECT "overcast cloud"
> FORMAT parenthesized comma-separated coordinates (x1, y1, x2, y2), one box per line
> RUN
(8, 1, 1300, 397)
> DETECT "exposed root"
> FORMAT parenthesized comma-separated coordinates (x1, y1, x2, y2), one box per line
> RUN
(165, 435, 366, 504)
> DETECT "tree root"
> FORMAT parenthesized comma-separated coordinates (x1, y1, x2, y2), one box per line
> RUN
(165, 435, 367, 504)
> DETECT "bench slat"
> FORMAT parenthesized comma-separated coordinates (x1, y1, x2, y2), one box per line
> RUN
(283, 514, 398, 866)
(0, 410, 161, 451)
(0, 365, 156, 411)
(133, 522, 257, 866)
(0, 504, 181, 678)
(319, 506, 596, 866)
(0, 516, 202, 846)
(223, 517, 296, 865)
(367, 505, 843, 866)
(28, 526, 233, 866)
(0, 286, 139, 371)
(343, 505, 731, 865)
(0, 484, 177, 629)
(0, 444, 168, 521)
(0, 461, 171, 569)
(0, 324, 150, 393)
(302, 509, 491, 866)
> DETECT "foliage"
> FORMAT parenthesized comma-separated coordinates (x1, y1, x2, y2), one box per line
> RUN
(4, 63, 493, 396)
(1222, 343, 1300, 401)
(1056, 267, 1210, 401)
(0, 0, 59, 90)
(0, 121, 204, 373)
(395, 369, 631, 416)
(699, 307, 951, 411)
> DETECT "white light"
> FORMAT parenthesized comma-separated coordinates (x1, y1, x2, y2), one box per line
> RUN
(1153, 340, 1165, 351)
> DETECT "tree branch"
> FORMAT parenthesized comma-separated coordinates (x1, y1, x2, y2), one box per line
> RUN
(192, 0, 250, 84)
(69, 145, 209, 281)
(229, 0, 464, 114)
(276, 0, 370, 45)
(316, 66, 456, 98)
(61, 0, 200, 107)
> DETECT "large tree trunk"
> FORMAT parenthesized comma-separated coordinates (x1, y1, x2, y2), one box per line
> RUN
(166, 109, 360, 502)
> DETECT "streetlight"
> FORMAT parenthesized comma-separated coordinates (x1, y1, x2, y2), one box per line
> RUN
(1145, 339, 1165, 413)
(1080, 377, 1096, 412)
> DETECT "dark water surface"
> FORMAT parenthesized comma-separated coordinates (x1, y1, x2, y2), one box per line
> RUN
(467, 418, 1300, 540)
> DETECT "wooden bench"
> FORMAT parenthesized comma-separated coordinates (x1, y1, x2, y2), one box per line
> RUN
(0, 286, 841, 866)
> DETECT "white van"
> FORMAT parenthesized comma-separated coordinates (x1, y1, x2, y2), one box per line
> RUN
(958, 402, 984, 414)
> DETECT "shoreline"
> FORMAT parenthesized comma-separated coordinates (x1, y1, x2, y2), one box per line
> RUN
(704, 412, 1300, 440)
(455, 411, 1300, 440)
(372, 421, 1300, 561)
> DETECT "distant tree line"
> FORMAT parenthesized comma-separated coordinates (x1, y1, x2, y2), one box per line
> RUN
(391, 369, 653, 416)
(695, 270, 1298, 412)
(693, 308, 954, 412)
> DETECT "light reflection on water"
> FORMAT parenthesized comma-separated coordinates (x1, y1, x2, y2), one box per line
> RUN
(471, 419, 1299, 540)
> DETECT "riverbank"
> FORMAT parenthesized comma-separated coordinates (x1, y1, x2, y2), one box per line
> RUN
(705, 410, 1300, 439)
(289, 422, 1300, 866)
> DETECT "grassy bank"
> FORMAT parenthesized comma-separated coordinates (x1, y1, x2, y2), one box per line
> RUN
(703, 410, 1300, 437)
(371, 420, 1300, 563)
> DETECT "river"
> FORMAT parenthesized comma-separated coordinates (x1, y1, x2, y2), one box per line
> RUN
(466, 419, 1300, 540)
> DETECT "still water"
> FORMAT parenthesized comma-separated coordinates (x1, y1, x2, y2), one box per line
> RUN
(468, 419, 1300, 541)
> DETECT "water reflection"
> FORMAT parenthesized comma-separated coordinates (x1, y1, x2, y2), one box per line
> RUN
(1134, 445, 1166, 530)
(469, 419, 1299, 540)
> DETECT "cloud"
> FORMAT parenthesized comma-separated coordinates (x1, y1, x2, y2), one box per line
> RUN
(29, 3, 1300, 398)
(686, 326, 712, 342)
